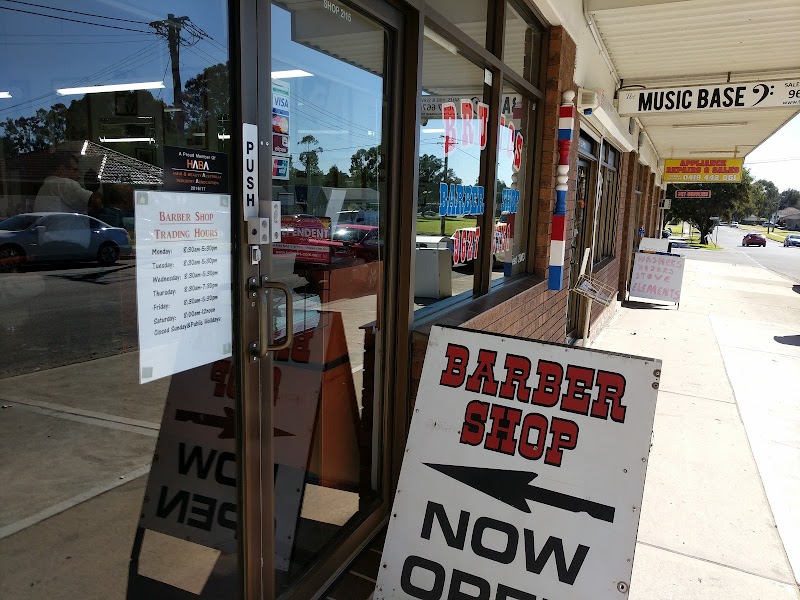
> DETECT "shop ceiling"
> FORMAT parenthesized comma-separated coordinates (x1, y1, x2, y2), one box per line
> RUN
(585, 0, 800, 162)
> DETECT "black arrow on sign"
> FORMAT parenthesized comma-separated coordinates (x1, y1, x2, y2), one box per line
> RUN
(175, 407, 295, 439)
(176, 407, 236, 439)
(424, 463, 615, 524)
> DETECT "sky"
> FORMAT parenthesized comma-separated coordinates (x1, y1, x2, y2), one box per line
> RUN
(744, 113, 800, 192)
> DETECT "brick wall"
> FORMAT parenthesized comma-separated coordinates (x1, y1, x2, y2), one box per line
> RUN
(617, 151, 638, 295)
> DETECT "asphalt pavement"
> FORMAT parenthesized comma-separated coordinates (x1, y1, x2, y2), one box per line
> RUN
(707, 225, 800, 282)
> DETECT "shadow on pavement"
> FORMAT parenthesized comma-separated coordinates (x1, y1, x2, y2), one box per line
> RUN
(774, 335, 800, 347)
(621, 300, 675, 310)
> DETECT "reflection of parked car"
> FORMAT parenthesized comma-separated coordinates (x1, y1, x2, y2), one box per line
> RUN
(329, 225, 381, 263)
(730, 221, 739, 227)
(783, 234, 800, 247)
(0, 212, 132, 270)
(742, 232, 766, 247)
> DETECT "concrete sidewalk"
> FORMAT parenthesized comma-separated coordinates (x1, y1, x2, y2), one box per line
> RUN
(591, 257, 800, 599)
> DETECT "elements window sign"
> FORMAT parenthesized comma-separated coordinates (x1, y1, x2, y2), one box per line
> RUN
(135, 191, 233, 383)
(376, 326, 661, 600)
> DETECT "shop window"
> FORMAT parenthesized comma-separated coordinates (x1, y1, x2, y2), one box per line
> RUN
(425, 0, 489, 48)
(415, 25, 487, 309)
(594, 144, 620, 263)
(503, 1, 544, 84)
(491, 81, 534, 282)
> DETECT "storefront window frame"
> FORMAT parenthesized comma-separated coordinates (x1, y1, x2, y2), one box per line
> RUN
(412, 0, 546, 320)
(489, 78, 538, 288)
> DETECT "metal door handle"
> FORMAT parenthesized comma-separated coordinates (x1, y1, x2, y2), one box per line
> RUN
(255, 281, 293, 357)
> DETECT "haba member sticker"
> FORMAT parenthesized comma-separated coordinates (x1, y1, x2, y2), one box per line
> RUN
(375, 326, 661, 600)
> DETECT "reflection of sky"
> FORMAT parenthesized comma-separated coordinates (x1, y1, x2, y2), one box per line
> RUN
(271, 5, 383, 174)
(420, 121, 481, 185)
(0, 1, 229, 120)
(419, 119, 518, 188)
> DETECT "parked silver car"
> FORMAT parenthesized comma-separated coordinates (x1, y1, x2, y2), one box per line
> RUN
(0, 212, 132, 270)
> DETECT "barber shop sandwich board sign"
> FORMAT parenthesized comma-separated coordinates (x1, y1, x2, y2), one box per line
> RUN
(375, 326, 661, 600)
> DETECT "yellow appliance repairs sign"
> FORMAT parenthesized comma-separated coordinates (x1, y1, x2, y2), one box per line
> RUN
(663, 158, 743, 183)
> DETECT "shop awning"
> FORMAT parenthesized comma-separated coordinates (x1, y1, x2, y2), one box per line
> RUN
(585, 0, 800, 168)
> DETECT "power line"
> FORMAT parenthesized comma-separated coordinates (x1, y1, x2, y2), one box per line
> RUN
(0, 5, 154, 33)
(746, 157, 800, 165)
(0, 0, 150, 24)
(0, 41, 164, 116)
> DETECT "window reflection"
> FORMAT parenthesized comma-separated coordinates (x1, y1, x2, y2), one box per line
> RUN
(414, 30, 486, 308)
(492, 82, 533, 282)
(269, 1, 388, 594)
(0, 2, 235, 598)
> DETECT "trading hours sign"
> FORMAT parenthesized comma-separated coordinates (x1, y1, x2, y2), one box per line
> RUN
(375, 326, 661, 600)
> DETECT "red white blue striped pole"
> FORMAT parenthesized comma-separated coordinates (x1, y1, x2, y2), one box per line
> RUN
(548, 90, 575, 290)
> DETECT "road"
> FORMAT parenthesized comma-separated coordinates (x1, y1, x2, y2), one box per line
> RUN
(674, 225, 800, 283)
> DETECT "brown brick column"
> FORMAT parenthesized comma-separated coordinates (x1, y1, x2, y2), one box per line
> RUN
(646, 172, 657, 236)
(617, 151, 638, 295)
(532, 26, 577, 341)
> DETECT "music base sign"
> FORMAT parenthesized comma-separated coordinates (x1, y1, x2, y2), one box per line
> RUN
(375, 326, 661, 600)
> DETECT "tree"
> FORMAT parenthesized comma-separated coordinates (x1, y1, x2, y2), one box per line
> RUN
(754, 179, 780, 223)
(780, 188, 800, 209)
(667, 169, 754, 244)
(298, 134, 323, 179)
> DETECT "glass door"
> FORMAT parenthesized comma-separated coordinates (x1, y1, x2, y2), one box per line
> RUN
(263, 0, 400, 596)
(0, 2, 247, 599)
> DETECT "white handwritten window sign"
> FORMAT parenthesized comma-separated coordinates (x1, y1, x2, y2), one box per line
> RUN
(375, 325, 661, 600)
(630, 252, 685, 304)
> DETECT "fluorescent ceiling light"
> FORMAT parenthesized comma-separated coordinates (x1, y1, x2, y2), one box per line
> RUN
(0, 91, 11, 99)
(100, 137, 155, 143)
(57, 81, 165, 96)
(271, 70, 312, 79)
(672, 122, 747, 129)
(423, 26, 457, 55)
(423, 128, 446, 134)
(218, 134, 231, 140)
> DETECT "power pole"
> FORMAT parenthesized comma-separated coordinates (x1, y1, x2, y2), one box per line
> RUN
(150, 14, 188, 132)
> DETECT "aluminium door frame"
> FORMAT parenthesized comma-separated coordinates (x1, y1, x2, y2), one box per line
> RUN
(237, 0, 411, 597)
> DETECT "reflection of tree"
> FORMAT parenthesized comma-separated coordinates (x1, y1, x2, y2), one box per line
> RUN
(298, 134, 323, 179)
(350, 146, 381, 189)
(2, 104, 68, 157)
(1, 62, 229, 160)
(417, 153, 461, 212)
(183, 63, 230, 135)
(324, 164, 346, 187)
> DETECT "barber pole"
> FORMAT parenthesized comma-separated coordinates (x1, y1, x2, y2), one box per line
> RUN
(548, 90, 575, 290)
